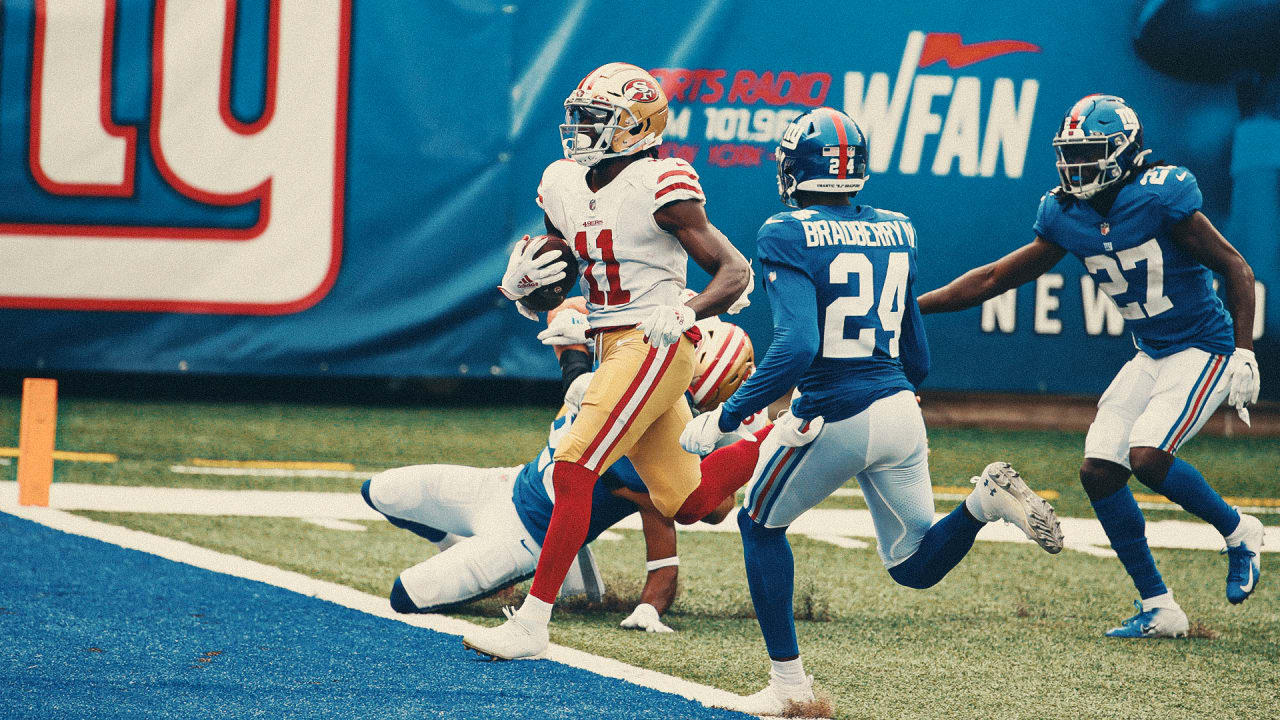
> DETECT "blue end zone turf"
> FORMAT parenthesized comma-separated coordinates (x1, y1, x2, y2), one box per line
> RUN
(0, 513, 749, 720)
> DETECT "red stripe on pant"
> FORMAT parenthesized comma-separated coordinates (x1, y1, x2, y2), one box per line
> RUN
(529, 461, 598, 603)
(674, 425, 771, 524)
(1166, 355, 1226, 451)
(581, 342, 677, 473)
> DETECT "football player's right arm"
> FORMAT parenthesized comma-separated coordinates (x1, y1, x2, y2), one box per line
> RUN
(654, 200, 751, 319)
(716, 263, 819, 432)
(917, 238, 1066, 314)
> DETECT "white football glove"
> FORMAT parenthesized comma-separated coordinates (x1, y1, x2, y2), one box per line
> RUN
(563, 372, 593, 415)
(1225, 348, 1260, 426)
(537, 308, 589, 347)
(498, 235, 569, 301)
(680, 406, 752, 455)
(770, 411, 824, 447)
(619, 603, 673, 633)
(638, 304, 696, 348)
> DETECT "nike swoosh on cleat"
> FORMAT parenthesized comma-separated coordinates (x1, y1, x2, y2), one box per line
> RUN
(1238, 565, 1256, 594)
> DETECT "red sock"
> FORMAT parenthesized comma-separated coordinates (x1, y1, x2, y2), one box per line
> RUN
(529, 461, 598, 603)
(674, 426, 771, 524)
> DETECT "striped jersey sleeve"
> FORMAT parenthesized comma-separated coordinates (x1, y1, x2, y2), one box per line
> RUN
(651, 158, 705, 211)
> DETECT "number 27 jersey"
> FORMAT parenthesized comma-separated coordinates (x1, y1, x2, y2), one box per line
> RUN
(536, 157, 706, 329)
(1034, 166, 1233, 358)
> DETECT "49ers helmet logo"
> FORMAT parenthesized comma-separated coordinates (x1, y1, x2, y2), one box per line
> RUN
(623, 78, 659, 102)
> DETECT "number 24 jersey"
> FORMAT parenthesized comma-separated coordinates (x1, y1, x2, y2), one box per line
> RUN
(1034, 166, 1234, 358)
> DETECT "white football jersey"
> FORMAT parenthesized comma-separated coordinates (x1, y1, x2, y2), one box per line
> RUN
(536, 157, 706, 329)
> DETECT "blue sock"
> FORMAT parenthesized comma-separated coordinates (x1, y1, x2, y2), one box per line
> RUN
(738, 508, 798, 660)
(888, 503, 984, 589)
(1150, 458, 1241, 536)
(1091, 487, 1167, 599)
(361, 479, 447, 543)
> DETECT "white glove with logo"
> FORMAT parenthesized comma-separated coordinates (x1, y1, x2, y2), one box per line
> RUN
(537, 308, 589, 347)
(619, 603, 673, 633)
(1225, 348, 1261, 426)
(680, 406, 752, 455)
(770, 411, 824, 447)
(638, 304, 696, 347)
(563, 372, 593, 415)
(498, 235, 569, 301)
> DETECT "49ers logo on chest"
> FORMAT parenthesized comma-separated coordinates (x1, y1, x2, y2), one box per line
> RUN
(623, 78, 659, 103)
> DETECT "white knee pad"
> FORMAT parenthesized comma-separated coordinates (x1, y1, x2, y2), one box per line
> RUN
(398, 532, 537, 611)
(366, 466, 428, 516)
(1084, 409, 1132, 470)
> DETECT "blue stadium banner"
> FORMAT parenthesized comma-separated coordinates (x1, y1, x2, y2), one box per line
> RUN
(0, 0, 1275, 397)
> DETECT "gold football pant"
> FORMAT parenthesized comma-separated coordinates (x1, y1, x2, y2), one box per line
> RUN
(553, 327, 699, 517)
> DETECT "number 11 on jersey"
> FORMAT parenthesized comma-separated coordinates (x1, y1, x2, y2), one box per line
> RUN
(574, 228, 631, 306)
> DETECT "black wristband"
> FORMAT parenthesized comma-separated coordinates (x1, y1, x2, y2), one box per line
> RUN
(559, 348, 593, 399)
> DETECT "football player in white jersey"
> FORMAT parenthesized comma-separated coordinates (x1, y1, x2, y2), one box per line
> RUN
(466, 62, 751, 660)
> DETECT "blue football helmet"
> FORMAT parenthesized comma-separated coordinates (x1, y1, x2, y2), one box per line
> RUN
(775, 108, 869, 207)
(1052, 94, 1148, 198)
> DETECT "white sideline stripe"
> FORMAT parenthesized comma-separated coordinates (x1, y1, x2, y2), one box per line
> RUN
(4, 481, 1277, 556)
(171, 465, 374, 479)
(0, 502, 757, 713)
(302, 517, 367, 532)
(834, 487, 1280, 515)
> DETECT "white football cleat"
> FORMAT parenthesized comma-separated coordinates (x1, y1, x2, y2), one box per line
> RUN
(460, 606, 548, 660)
(1105, 600, 1190, 639)
(970, 462, 1064, 553)
(725, 672, 819, 717)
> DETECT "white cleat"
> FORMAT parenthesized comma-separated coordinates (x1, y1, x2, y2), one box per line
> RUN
(970, 462, 1064, 554)
(460, 606, 548, 661)
(1105, 600, 1190, 639)
(724, 673, 822, 718)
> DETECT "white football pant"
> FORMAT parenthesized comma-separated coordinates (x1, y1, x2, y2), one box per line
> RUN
(1086, 347, 1231, 468)
(742, 390, 934, 568)
(366, 463, 592, 611)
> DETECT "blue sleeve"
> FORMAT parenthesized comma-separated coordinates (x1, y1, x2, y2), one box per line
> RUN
(718, 262, 819, 430)
(755, 215, 809, 277)
(1161, 167, 1202, 224)
(1031, 191, 1059, 244)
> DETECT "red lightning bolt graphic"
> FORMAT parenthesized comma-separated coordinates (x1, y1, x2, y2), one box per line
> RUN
(918, 33, 1040, 69)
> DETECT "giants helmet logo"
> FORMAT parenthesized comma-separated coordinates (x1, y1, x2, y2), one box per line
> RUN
(622, 78, 659, 103)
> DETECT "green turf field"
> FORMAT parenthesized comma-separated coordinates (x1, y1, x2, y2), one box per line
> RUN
(5, 396, 1279, 718)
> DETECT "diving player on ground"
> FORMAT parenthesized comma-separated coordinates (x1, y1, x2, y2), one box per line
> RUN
(464, 62, 751, 660)
(363, 299, 760, 631)
(919, 95, 1264, 638)
(680, 108, 1065, 716)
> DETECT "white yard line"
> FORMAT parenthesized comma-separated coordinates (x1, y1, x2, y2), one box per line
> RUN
(0, 501, 758, 714)
(170, 465, 374, 479)
(3, 481, 1276, 556)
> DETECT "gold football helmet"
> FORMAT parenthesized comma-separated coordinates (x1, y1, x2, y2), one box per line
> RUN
(561, 63, 668, 166)
(688, 320, 755, 413)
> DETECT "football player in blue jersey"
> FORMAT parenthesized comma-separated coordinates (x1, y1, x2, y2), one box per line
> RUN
(680, 107, 1065, 716)
(362, 300, 757, 633)
(919, 94, 1264, 639)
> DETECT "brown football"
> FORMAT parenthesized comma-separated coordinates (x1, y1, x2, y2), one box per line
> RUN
(518, 235, 579, 312)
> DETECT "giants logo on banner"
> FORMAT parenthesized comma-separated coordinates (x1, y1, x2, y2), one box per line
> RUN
(0, 0, 350, 314)
(844, 31, 1040, 178)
